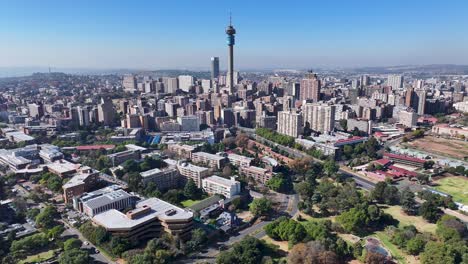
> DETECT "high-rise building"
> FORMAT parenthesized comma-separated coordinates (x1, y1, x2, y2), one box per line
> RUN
(178, 75, 194, 92)
(387, 75, 404, 89)
(303, 103, 335, 133)
(360, 75, 370, 87)
(28, 103, 44, 119)
(123, 75, 137, 93)
(416, 90, 426, 115)
(166, 77, 179, 94)
(211, 57, 219, 81)
(300, 71, 321, 102)
(399, 110, 417, 128)
(77, 106, 90, 127)
(405, 87, 415, 107)
(277, 110, 303, 137)
(97, 98, 115, 126)
(226, 16, 236, 93)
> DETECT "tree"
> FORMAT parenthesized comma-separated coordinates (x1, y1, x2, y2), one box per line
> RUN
(235, 133, 250, 149)
(365, 251, 388, 264)
(423, 160, 435, 170)
(288, 241, 339, 264)
(186, 228, 207, 252)
(420, 241, 464, 264)
(266, 173, 292, 193)
(35, 206, 59, 229)
(63, 238, 82, 251)
(323, 159, 339, 177)
(436, 215, 467, 242)
(216, 236, 273, 264)
(249, 198, 273, 218)
(10, 233, 48, 254)
(47, 225, 65, 240)
(340, 119, 348, 131)
(183, 179, 202, 200)
(371, 182, 399, 205)
(419, 200, 442, 223)
(265, 217, 306, 245)
(59, 249, 89, 264)
(222, 165, 232, 177)
(290, 157, 314, 177)
(416, 174, 430, 185)
(110, 237, 131, 256)
(406, 235, 425, 255)
(400, 188, 417, 214)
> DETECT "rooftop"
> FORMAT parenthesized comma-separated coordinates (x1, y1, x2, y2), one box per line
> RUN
(83, 189, 132, 210)
(203, 175, 239, 187)
(93, 197, 192, 229)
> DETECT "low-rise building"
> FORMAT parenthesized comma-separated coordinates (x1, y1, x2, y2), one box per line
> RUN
(227, 153, 253, 167)
(202, 175, 241, 199)
(167, 144, 198, 159)
(383, 152, 426, 168)
(239, 165, 273, 185)
(107, 149, 141, 166)
(82, 189, 134, 217)
(191, 152, 227, 169)
(92, 197, 193, 241)
(140, 167, 180, 190)
(176, 161, 210, 188)
(62, 167, 99, 203)
(46, 159, 79, 177)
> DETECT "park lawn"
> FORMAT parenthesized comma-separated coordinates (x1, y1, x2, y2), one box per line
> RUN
(19, 249, 55, 264)
(384, 205, 436, 234)
(181, 199, 202, 208)
(434, 176, 468, 204)
(261, 235, 290, 252)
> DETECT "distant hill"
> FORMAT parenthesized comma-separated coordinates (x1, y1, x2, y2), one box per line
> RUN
(351, 64, 468, 75)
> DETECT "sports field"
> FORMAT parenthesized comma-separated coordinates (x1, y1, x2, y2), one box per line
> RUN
(406, 136, 468, 160)
(434, 176, 468, 204)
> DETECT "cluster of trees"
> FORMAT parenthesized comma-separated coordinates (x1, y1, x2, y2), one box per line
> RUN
(216, 236, 279, 264)
(157, 180, 206, 206)
(296, 179, 363, 217)
(123, 229, 208, 264)
(446, 165, 468, 176)
(266, 173, 293, 193)
(265, 217, 352, 262)
(59, 238, 88, 264)
(370, 181, 400, 205)
(249, 198, 273, 218)
(336, 203, 390, 235)
(418, 190, 457, 222)
(79, 221, 132, 257)
(288, 241, 341, 264)
(386, 215, 468, 263)
(9, 233, 49, 257)
(30, 172, 63, 193)
(115, 157, 166, 193)
(342, 137, 380, 160)
(255, 128, 295, 147)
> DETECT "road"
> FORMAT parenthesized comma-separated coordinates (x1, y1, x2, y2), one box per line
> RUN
(186, 192, 298, 263)
(61, 221, 114, 264)
(239, 128, 377, 190)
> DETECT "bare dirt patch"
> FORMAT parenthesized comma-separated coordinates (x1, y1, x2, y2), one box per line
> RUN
(405, 136, 468, 160)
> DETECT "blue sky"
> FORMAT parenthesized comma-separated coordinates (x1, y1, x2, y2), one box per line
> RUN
(0, 0, 467, 70)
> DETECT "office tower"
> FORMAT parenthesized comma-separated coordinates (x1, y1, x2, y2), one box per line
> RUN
(178, 75, 194, 92)
(177, 116, 200, 131)
(123, 75, 137, 93)
(300, 71, 321, 102)
(201, 79, 211, 90)
(387, 75, 404, 89)
(285, 82, 300, 99)
(414, 79, 425, 89)
(351, 79, 360, 89)
(360, 75, 370, 87)
(226, 16, 236, 93)
(405, 87, 415, 107)
(211, 57, 220, 81)
(416, 90, 426, 115)
(349, 89, 359, 104)
(277, 110, 303, 137)
(77, 106, 90, 127)
(97, 98, 115, 126)
(303, 103, 335, 133)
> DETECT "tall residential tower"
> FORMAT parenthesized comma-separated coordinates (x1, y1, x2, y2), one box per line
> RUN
(226, 16, 236, 93)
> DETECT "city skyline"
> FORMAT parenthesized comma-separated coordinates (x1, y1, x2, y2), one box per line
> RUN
(1, 0, 468, 70)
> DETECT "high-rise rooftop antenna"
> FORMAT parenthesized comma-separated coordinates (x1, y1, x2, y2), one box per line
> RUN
(229, 11, 232, 26)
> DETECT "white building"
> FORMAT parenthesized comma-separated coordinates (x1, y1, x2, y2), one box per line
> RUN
(191, 152, 227, 169)
(178, 75, 194, 92)
(387, 75, 404, 89)
(227, 153, 253, 167)
(399, 110, 417, 128)
(176, 161, 210, 188)
(202, 175, 240, 199)
(277, 110, 303, 137)
(303, 103, 335, 133)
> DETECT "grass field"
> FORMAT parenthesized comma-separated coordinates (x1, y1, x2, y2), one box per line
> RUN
(19, 250, 55, 264)
(384, 205, 436, 233)
(261, 235, 290, 252)
(434, 176, 468, 204)
(181, 199, 202, 208)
